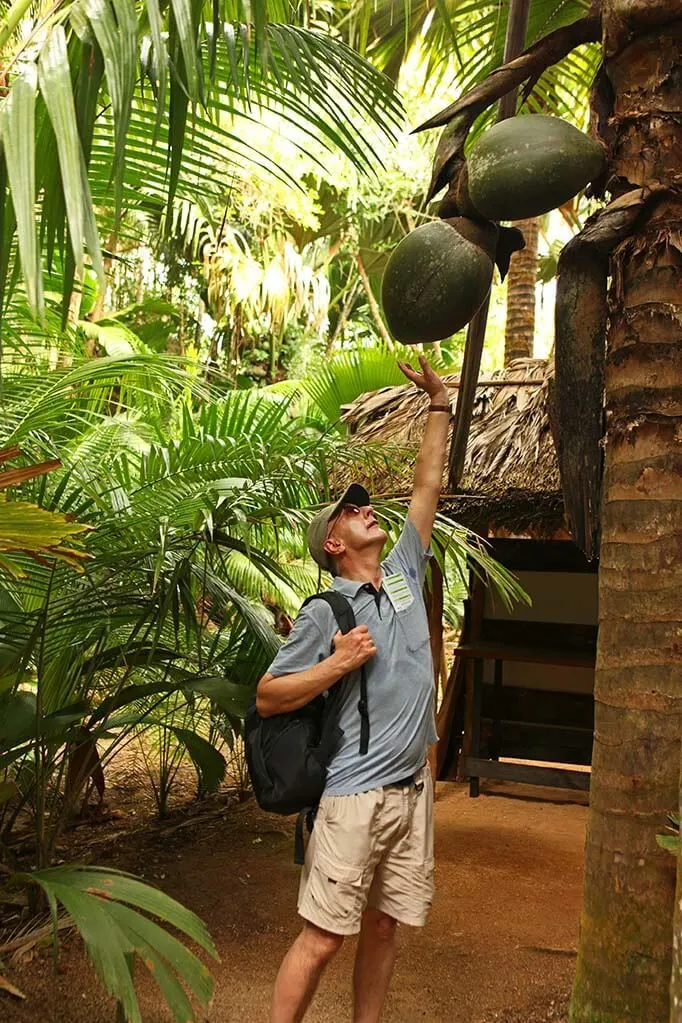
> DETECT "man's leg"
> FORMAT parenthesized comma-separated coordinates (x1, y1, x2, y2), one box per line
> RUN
(270, 921, 344, 1023)
(352, 908, 398, 1023)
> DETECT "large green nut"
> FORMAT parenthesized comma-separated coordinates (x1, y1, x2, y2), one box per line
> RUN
(381, 219, 494, 345)
(467, 114, 606, 222)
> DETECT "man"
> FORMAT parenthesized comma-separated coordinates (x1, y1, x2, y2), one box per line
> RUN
(256, 356, 450, 1023)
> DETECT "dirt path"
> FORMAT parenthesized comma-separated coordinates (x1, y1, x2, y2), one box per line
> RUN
(4, 781, 588, 1023)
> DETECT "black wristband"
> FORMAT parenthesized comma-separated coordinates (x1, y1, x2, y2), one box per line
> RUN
(429, 404, 450, 413)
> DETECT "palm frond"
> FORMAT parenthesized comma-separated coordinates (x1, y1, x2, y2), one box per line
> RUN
(301, 343, 447, 426)
(1, 64, 43, 317)
(1, 4, 404, 313)
(26, 865, 217, 1023)
(345, 0, 595, 132)
(0, 351, 208, 448)
(0, 497, 91, 577)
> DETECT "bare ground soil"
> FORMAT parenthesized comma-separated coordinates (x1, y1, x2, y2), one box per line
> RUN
(2, 775, 588, 1023)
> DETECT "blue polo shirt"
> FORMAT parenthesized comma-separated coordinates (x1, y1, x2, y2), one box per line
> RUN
(267, 518, 438, 796)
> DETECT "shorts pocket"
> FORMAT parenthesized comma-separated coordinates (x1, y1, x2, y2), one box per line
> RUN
(308, 852, 366, 927)
(315, 852, 364, 887)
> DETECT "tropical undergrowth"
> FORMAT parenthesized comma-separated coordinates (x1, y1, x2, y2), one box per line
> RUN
(0, 298, 524, 1018)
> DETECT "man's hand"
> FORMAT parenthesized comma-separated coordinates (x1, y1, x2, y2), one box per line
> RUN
(398, 354, 449, 405)
(332, 626, 377, 672)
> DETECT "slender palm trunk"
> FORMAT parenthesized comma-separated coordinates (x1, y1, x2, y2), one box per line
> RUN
(672, 764, 682, 1021)
(570, 5, 682, 1021)
(503, 216, 538, 365)
(356, 252, 394, 350)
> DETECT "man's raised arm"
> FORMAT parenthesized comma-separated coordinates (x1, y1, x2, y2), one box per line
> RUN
(398, 356, 450, 550)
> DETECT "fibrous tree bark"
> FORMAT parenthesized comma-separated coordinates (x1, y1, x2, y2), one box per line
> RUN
(553, 226, 607, 560)
(673, 766, 682, 1022)
(570, 5, 682, 1019)
(504, 216, 538, 364)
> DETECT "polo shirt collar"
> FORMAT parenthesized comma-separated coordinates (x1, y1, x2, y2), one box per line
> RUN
(332, 574, 381, 599)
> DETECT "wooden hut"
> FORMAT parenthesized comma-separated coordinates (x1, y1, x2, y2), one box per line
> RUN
(342, 358, 597, 796)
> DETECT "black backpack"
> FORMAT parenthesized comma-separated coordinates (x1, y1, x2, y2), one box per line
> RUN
(244, 591, 369, 861)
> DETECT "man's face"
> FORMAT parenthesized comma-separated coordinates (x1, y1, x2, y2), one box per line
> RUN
(323, 503, 387, 564)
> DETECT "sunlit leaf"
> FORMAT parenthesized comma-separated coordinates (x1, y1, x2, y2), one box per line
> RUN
(0, 496, 91, 575)
(144, 0, 169, 136)
(85, 0, 136, 221)
(170, 0, 202, 104)
(38, 26, 86, 279)
(0, 64, 43, 317)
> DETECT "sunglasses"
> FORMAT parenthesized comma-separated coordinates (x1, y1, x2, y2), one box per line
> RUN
(326, 503, 366, 541)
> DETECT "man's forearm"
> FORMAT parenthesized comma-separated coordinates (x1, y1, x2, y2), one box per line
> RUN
(414, 402, 450, 494)
(408, 390, 450, 548)
(256, 652, 349, 717)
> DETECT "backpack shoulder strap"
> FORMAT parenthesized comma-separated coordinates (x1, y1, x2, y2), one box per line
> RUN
(301, 590, 356, 633)
(300, 591, 369, 756)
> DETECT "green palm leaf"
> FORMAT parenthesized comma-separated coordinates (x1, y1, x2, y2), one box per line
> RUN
(1, 4, 404, 312)
(302, 344, 438, 426)
(143, 0, 169, 135)
(85, 0, 137, 222)
(170, 726, 226, 792)
(38, 27, 87, 281)
(170, 0, 203, 104)
(0, 352, 207, 447)
(26, 865, 218, 1023)
(0, 64, 43, 317)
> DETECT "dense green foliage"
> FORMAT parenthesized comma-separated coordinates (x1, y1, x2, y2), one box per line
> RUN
(0, 311, 523, 1017)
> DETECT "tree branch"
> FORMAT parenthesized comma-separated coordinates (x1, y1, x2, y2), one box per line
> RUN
(356, 253, 394, 350)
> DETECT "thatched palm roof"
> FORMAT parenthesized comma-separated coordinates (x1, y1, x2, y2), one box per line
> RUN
(342, 357, 567, 538)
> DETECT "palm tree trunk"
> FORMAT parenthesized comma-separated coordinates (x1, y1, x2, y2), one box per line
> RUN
(672, 763, 682, 1021)
(503, 216, 538, 365)
(570, 6, 682, 1021)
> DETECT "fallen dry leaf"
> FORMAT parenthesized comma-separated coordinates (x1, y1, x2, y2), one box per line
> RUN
(0, 973, 26, 999)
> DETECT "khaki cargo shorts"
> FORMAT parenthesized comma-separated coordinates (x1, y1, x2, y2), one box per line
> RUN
(297, 765, 434, 936)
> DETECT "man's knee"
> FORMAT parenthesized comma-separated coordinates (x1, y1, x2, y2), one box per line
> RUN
(363, 908, 397, 942)
(300, 922, 344, 965)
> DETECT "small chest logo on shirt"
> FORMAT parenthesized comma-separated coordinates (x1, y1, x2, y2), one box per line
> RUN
(383, 572, 414, 613)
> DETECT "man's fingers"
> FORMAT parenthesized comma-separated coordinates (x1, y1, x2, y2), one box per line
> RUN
(398, 359, 418, 379)
(420, 356, 438, 379)
(398, 357, 434, 393)
(335, 624, 377, 666)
